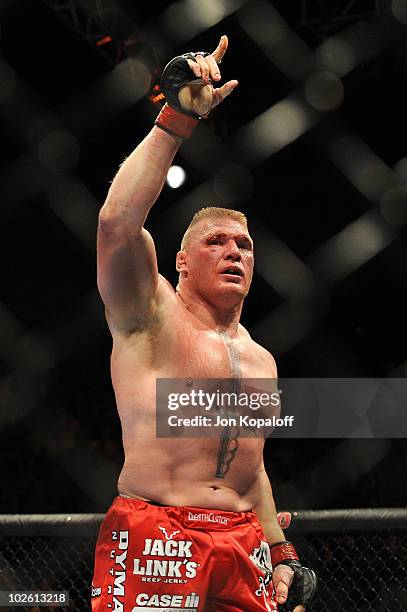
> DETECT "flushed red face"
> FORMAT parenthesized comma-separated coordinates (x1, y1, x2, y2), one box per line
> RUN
(178, 218, 254, 307)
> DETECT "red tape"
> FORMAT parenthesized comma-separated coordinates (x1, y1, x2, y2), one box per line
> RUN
(270, 541, 299, 567)
(155, 103, 199, 139)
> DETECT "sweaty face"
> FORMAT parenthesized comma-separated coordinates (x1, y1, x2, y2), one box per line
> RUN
(182, 218, 254, 304)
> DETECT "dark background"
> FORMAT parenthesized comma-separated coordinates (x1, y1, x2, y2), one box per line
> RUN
(1, 0, 407, 514)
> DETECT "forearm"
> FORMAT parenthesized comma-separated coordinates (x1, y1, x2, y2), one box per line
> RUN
(253, 467, 285, 545)
(100, 126, 180, 230)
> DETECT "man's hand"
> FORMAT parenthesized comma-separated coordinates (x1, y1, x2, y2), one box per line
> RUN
(270, 540, 317, 611)
(273, 564, 306, 612)
(178, 35, 238, 117)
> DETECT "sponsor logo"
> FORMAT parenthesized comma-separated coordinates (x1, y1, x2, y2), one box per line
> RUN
(91, 585, 102, 597)
(107, 530, 129, 611)
(187, 512, 229, 526)
(133, 539, 199, 581)
(132, 592, 200, 609)
(142, 539, 192, 557)
(159, 526, 181, 541)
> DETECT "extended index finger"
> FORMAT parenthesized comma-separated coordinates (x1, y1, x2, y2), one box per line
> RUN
(211, 34, 228, 62)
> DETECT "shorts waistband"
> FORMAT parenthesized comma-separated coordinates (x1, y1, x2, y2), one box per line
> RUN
(180, 507, 251, 529)
(113, 496, 256, 530)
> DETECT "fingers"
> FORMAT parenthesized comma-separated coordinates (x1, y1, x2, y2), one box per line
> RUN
(205, 55, 221, 82)
(197, 34, 228, 81)
(212, 79, 238, 108)
(186, 58, 202, 80)
(187, 55, 221, 83)
(211, 34, 228, 63)
(186, 35, 229, 84)
(183, 37, 236, 112)
(194, 54, 210, 82)
(273, 565, 294, 606)
(275, 578, 290, 605)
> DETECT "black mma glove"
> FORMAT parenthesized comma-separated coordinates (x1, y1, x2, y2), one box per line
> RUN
(155, 50, 212, 138)
(270, 541, 317, 609)
(160, 51, 211, 118)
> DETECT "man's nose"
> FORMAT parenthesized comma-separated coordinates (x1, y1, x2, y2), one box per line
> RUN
(224, 240, 241, 261)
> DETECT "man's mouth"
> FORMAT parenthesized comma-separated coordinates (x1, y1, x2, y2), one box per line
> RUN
(220, 267, 244, 280)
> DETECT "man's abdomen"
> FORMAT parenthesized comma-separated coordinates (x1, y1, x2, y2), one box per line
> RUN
(117, 435, 263, 512)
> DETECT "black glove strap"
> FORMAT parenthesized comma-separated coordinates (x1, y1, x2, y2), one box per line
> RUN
(160, 51, 211, 119)
(277, 560, 318, 608)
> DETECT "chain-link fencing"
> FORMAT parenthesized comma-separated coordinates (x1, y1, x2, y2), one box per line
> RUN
(0, 510, 406, 611)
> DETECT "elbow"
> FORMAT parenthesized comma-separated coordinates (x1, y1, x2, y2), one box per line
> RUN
(99, 195, 128, 226)
(98, 206, 121, 238)
(99, 198, 122, 225)
(98, 204, 144, 240)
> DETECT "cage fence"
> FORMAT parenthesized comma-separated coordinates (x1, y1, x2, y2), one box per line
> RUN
(0, 510, 406, 611)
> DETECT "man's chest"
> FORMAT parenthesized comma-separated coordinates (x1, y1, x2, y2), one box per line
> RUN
(160, 328, 271, 380)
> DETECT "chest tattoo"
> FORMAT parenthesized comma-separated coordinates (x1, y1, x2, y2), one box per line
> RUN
(215, 331, 242, 479)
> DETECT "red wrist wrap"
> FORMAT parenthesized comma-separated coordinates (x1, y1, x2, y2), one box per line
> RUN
(270, 541, 299, 567)
(155, 103, 199, 139)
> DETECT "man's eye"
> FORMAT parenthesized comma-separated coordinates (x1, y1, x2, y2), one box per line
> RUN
(238, 241, 252, 250)
(208, 238, 221, 245)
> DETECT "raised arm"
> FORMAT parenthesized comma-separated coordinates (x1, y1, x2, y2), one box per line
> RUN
(97, 128, 179, 334)
(97, 35, 237, 335)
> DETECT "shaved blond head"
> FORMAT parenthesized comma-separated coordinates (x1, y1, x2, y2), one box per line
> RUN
(181, 207, 248, 249)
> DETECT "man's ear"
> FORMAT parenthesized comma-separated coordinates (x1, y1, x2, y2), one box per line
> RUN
(176, 250, 188, 275)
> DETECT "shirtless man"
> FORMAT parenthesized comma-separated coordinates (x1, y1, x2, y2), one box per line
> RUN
(91, 36, 316, 612)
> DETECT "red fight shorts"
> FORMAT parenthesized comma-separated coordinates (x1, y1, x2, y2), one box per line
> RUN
(91, 496, 278, 611)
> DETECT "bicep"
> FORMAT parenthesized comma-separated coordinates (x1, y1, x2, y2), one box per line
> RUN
(97, 216, 159, 333)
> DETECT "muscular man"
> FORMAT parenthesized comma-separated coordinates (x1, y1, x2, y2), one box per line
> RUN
(92, 36, 316, 611)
